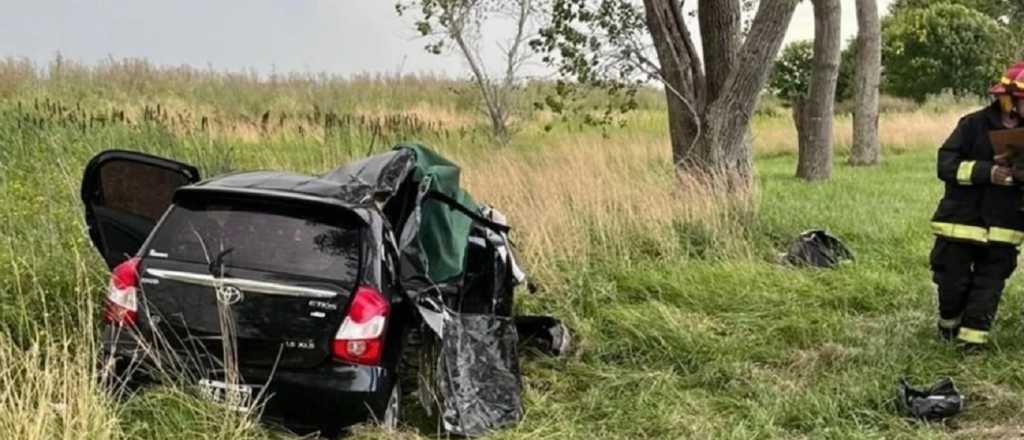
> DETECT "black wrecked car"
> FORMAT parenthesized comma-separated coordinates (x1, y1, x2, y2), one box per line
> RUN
(81, 144, 559, 435)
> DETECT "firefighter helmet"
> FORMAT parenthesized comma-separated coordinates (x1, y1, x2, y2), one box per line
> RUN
(989, 62, 1024, 98)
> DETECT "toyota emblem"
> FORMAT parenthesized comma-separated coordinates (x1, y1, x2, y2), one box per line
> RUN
(216, 285, 244, 305)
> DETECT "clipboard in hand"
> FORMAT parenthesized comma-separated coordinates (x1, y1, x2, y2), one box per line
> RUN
(989, 127, 1024, 164)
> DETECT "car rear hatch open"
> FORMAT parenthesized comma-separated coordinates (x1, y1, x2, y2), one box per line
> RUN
(137, 193, 365, 369)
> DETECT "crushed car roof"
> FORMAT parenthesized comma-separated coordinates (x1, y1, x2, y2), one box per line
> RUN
(176, 149, 416, 209)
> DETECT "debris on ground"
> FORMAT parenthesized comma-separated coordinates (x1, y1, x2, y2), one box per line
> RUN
(898, 377, 964, 421)
(779, 229, 854, 268)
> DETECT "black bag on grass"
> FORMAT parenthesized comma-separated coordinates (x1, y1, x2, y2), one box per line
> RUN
(781, 229, 853, 268)
(515, 315, 571, 357)
(898, 377, 963, 421)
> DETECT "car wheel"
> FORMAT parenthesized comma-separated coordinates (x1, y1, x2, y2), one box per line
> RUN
(381, 382, 401, 430)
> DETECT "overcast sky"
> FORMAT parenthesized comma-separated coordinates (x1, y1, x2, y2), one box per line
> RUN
(0, 1, 893, 78)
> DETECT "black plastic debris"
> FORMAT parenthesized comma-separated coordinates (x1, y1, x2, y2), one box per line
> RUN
(898, 377, 964, 421)
(780, 229, 854, 268)
(515, 315, 572, 357)
(437, 313, 523, 437)
(408, 205, 535, 437)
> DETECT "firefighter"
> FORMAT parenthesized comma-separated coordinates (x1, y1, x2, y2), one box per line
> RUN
(930, 61, 1024, 347)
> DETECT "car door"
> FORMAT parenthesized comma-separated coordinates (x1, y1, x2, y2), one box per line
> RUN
(81, 150, 200, 269)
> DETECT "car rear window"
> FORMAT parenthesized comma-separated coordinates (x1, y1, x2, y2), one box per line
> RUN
(146, 196, 362, 282)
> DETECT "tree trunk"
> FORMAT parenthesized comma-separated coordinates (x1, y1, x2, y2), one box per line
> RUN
(792, 98, 804, 137)
(796, 0, 841, 181)
(698, 0, 741, 104)
(643, 0, 704, 168)
(849, 0, 882, 166)
(644, 0, 798, 188)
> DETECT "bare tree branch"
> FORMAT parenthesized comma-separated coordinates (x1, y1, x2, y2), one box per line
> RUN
(398, 0, 536, 141)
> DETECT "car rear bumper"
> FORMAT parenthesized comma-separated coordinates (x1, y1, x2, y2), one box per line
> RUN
(99, 325, 395, 431)
(243, 362, 394, 431)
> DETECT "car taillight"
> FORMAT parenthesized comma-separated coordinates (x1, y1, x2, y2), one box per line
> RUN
(332, 286, 389, 366)
(104, 257, 140, 326)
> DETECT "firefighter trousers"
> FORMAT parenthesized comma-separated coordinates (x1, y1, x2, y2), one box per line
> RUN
(930, 237, 1018, 344)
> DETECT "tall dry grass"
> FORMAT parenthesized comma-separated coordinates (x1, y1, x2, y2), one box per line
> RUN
(457, 106, 973, 283)
(0, 312, 269, 440)
(752, 110, 965, 156)
(459, 131, 755, 284)
(0, 332, 121, 439)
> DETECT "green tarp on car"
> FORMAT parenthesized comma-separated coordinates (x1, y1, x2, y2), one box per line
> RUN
(323, 142, 496, 291)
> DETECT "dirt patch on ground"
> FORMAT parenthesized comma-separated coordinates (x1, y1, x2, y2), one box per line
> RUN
(954, 423, 1024, 439)
(787, 343, 856, 372)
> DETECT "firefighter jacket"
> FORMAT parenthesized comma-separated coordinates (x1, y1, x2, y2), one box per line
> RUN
(931, 103, 1024, 246)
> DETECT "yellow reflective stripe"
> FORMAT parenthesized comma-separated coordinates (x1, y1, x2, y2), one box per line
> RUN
(956, 161, 976, 185)
(931, 222, 989, 242)
(938, 317, 961, 329)
(930, 222, 1024, 245)
(989, 227, 1024, 245)
(958, 327, 988, 344)
(1000, 77, 1024, 88)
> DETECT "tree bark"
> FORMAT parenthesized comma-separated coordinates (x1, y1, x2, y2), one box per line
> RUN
(644, 0, 704, 167)
(698, 0, 741, 104)
(849, 0, 882, 166)
(792, 98, 804, 137)
(644, 0, 798, 188)
(796, 0, 841, 181)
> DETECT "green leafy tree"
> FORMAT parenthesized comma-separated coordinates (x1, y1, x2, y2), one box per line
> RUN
(881, 3, 1014, 101)
(837, 43, 857, 103)
(770, 41, 814, 105)
(888, 0, 1021, 24)
(769, 41, 855, 108)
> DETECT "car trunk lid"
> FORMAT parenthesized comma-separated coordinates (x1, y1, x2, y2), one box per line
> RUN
(138, 194, 364, 369)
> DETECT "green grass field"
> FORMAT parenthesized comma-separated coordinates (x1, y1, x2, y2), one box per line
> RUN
(2, 61, 1022, 439)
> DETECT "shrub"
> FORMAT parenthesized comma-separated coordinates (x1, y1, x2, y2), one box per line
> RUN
(881, 3, 1014, 102)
